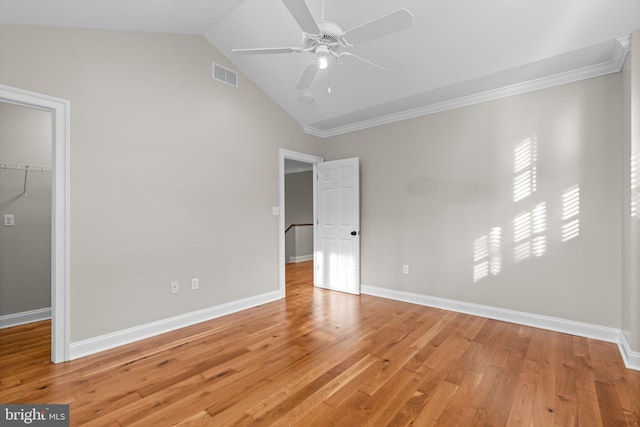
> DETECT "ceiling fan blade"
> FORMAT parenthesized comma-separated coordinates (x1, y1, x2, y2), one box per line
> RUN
(282, 0, 321, 37)
(341, 9, 413, 46)
(339, 53, 388, 79)
(231, 47, 302, 55)
(295, 61, 320, 90)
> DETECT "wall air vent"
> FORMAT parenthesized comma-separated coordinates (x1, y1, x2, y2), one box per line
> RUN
(212, 63, 238, 88)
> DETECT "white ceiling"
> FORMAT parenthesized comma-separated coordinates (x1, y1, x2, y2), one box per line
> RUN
(285, 159, 313, 174)
(1, 0, 638, 137)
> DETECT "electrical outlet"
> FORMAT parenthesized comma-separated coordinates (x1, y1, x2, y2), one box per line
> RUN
(3, 214, 14, 227)
(191, 278, 199, 290)
(403, 265, 409, 274)
(170, 281, 179, 295)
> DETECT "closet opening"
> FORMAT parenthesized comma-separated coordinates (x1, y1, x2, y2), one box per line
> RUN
(0, 84, 70, 363)
(0, 102, 52, 359)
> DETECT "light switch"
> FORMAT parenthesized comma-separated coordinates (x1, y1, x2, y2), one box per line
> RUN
(3, 214, 14, 227)
(272, 207, 280, 216)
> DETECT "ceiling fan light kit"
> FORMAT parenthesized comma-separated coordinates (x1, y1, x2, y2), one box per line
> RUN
(231, 0, 413, 92)
(316, 44, 330, 69)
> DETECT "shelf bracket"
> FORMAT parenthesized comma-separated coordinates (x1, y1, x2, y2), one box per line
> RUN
(22, 165, 29, 197)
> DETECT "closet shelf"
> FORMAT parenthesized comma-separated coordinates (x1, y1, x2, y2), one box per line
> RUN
(0, 162, 52, 197)
(0, 162, 51, 173)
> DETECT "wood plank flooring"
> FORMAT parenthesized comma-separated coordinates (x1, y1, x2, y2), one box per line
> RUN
(1, 260, 639, 426)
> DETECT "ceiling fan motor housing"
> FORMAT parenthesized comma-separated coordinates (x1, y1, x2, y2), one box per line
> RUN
(302, 21, 344, 52)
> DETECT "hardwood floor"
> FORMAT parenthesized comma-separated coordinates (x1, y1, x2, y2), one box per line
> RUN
(1, 260, 639, 426)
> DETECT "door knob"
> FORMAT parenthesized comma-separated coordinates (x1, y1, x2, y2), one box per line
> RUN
(351, 231, 357, 236)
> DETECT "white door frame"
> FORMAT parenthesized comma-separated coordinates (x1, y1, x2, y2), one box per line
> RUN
(0, 84, 71, 363)
(278, 149, 323, 296)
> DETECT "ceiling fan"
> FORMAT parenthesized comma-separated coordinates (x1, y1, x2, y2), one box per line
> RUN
(231, 0, 413, 92)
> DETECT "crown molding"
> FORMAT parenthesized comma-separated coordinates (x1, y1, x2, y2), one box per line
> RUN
(302, 126, 328, 138)
(305, 37, 631, 139)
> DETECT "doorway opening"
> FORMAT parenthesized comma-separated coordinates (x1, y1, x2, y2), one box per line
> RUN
(0, 102, 52, 356)
(278, 150, 323, 296)
(284, 159, 314, 292)
(0, 84, 70, 363)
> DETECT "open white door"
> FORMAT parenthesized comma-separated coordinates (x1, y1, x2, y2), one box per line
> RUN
(315, 157, 360, 294)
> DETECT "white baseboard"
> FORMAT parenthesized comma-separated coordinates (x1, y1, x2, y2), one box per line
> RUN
(0, 307, 51, 329)
(618, 332, 640, 371)
(289, 254, 313, 263)
(70, 290, 282, 360)
(361, 285, 639, 372)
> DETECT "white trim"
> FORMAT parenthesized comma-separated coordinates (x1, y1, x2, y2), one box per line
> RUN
(278, 149, 323, 297)
(305, 37, 631, 139)
(0, 84, 70, 364)
(70, 290, 281, 360)
(0, 308, 51, 329)
(362, 285, 639, 371)
(614, 35, 632, 69)
(289, 254, 314, 263)
(618, 332, 640, 371)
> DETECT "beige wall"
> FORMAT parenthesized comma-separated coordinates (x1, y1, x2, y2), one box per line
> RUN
(622, 31, 640, 352)
(0, 24, 320, 341)
(0, 23, 633, 351)
(321, 74, 623, 328)
(0, 102, 52, 316)
(633, 32, 640, 351)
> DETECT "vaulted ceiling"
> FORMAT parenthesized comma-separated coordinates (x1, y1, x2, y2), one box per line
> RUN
(1, 0, 638, 137)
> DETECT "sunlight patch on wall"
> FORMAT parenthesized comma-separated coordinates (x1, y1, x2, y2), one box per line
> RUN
(562, 186, 580, 242)
(473, 235, 489, 282)
(513, 212, 530, 262)
(632, 153, 639, 218)
(513, 202, 547, 262)
(513, 135, 537, 202)
(531, 203, 547, 256)
(473, 227, 502, 283)
(489, 227, 502, 276)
